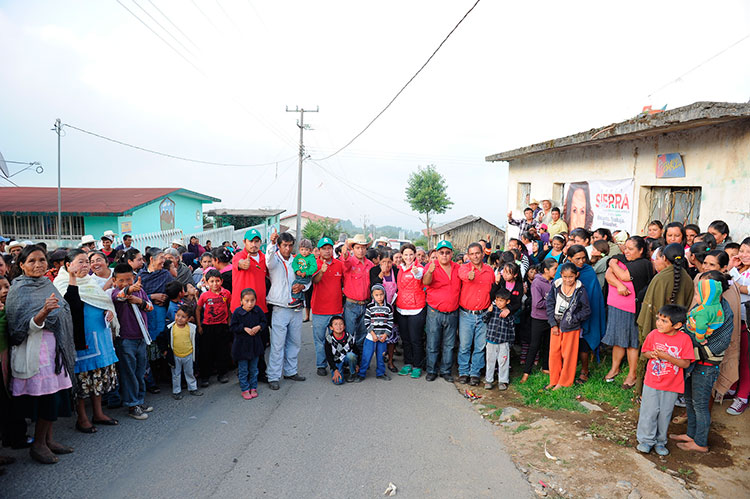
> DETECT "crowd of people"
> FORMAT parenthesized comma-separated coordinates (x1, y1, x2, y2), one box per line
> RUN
(0, 209, 747, 467)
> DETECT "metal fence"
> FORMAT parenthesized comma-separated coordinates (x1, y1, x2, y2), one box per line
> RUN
(188, 226, 236, 246)
(127, 228, 185, 251)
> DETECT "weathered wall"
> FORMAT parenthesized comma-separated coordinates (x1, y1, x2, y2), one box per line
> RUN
(505, 119, 750, 238)
(437, 219, 505, 253)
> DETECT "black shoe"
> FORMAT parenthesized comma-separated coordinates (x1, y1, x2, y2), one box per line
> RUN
(218, 374, 229, 384)
(355, 376, 365, 383)
(441, 373, 455, 383)
(425, 373, 438, 382)
(469, 376, 480, 386)
(377, 374, 391, 381)
(316, 367, 328, 377)
(200, 379, 209, 388)
(268, 381, 280, 390)
(146, 386, 161, 394)
(346, 374, 356, 383)
(283, 373, 306, 381)
(458, 375, 469, 384)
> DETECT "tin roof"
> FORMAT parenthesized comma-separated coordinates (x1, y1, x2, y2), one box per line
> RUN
(485, 101, 750, 162)
(207, 208, 285, 218)
(0, 187, 221, 216)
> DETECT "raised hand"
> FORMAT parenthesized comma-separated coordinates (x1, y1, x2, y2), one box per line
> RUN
(468, 268, 475, 280)
(131, 277, 143, 293)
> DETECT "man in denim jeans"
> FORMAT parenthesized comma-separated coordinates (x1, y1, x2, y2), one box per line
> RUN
(422, 240, 461, 382)
(457, 242, 495, 386)
(310, 237, 344, 377)
(339, 235, 374, 358)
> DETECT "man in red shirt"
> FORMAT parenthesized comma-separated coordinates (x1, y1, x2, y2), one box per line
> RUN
(422, 240, 461, 382)
(457, 242, 495, 386)
(232, 228, 270, 381)
(311, 237, 344, 376)
(339, 234, 374, 355)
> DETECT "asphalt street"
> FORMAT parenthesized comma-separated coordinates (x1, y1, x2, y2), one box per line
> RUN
(3, 322, 531, 498)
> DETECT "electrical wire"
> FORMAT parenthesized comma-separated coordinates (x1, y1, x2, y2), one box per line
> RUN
(132, 0, 198, 58)
(63, 123, 295, 167)
(312, 0, 482, 161)
(647, 31, 750, 98)
(146, 0, 201, 51)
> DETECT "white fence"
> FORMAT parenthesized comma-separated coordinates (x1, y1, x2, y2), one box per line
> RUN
(127, 228, 184, 251)
(189, 226, 235, 246)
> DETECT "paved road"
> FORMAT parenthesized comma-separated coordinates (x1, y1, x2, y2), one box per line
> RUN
(3, 323, 530, 498)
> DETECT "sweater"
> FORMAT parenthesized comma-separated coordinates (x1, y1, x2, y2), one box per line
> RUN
(530, 274, 553, 321)
(637, 265, 694, 343)
(363, 301, 393, 340)
(325, 329, 355, 369)
(156, 321, 198, 365)
(483, 307, 515, 344)
(229, 306, 267, 361)
(545, 279, 591, 332)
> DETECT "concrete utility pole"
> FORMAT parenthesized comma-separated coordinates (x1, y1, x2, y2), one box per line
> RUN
(285, 106, 318, 247)
(54, 119, 62, 245)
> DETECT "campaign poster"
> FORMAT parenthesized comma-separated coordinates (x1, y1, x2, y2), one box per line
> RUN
(563, 179, 634, 232)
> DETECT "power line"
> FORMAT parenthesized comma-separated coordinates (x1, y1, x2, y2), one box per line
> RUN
(132, 0, 198, 58)
(145, 0, 201, 51)
(63, 123, 295, 167)
(312, 0, 482, 161)
(647, 31, 750, 98)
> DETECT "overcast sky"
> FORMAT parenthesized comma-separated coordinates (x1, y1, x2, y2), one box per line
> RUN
(1, 1, 749, 232)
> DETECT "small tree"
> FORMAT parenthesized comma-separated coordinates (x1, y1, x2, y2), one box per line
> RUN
(405, 164, 453, 245)
(303, 218, 341, 245)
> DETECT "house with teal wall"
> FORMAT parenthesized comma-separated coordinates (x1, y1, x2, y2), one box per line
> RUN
(0, 187, 220, 244)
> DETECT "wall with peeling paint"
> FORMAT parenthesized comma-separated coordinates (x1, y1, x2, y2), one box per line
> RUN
(505, 119, 750, 239)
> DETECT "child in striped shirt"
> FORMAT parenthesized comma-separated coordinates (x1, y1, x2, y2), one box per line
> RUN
(356, 284, 393, 382)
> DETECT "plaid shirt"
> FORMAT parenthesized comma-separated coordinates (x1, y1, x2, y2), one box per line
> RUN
(483, 307, 516, 344)
(508, 217, 538, 234)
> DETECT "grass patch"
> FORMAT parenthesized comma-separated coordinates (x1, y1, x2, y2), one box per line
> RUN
(482, 404, 497, 410)
(513, 423, 531, 433)
(678, 468, 694, 478)
(511, 356, 635, 413)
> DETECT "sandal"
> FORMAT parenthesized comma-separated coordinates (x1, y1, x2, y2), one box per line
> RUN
(604, 371, 620, 382)
(92, 418, 119, 426)
(30, 447, 58, 464)
(621, 382, 636, 390)
(48, 442, 74, 455)
(388, 365, 398, 373)
(75, 422, 97, 434)
(672, 415, 688, 425)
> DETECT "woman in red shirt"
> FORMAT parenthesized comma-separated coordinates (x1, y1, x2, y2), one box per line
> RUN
(396, 243, 426, 379)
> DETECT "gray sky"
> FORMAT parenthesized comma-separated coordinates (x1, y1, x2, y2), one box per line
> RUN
(1, 1, 749, 231)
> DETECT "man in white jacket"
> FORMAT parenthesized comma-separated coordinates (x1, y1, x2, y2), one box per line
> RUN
(266, 231, 309, 390)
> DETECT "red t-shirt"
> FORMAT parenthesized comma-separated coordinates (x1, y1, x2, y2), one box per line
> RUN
(231, 250, 268, 313)
(457, 263, 494, 311)
(425, 261, 461, 312)
(311, 258, 344, 315)
(340, 255, 375, 302)
(642, 329, 695, 393)
(198, 288, 231, 325)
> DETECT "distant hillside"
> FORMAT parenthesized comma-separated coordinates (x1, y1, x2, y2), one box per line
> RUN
(339, 219, 420, 240)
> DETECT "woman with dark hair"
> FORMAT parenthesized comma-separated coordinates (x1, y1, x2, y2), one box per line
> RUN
(707, 220, 730, 250)
(601, 236, 654, 389)
(563, 182, 594, 230)
(725, 237, 750, 415)
(6, 245, 76, 464)
(138, 248, 174, 393)
(647, 220, 664, 239)
(88, 251, 113, 290)
(187, 236, 205, 257)
(555, 244, 606, 383)
(211, 247, 233, 293)
(684, 224, 700, 246)
(694, 232, 717, 250)
(395, 243, 426, 379)
(121, 248, 144, 272)
(54, 249, 120, 433)
(664, 222, 687, 247)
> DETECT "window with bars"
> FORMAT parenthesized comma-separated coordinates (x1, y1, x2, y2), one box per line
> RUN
(517, 182, 531, 210)
(644, 186, 701, 231)
(0, 214, 85, 240)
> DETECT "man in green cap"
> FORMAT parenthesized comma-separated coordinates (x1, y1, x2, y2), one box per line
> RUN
(422, 240, 462, 382)
(310, 237, 345, 376)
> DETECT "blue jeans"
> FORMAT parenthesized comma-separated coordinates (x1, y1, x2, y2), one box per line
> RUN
(267, 306, 303, 381)
(237, 358, 259, 391)
(359, 339, 387, 377)
(458, 309, 487, 377)
(115, 338, 147, 408)
(292, 276, 311, 300)
(344, 301, 367, 355)
(685, 363, 720, 448)
(426, 307, 458, 375)
(332, 352, 358, 384)
(312, 313, 334, 368)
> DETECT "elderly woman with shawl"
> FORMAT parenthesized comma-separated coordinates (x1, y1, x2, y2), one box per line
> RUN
(6, 245, 76, 464)
(54, 249, 120, 433)
(138, 248, 174, 392)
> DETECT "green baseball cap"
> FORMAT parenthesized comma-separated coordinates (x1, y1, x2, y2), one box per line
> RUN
(244, 228, 262, 241)
(436, 240, 453, 251)
(317, 237, 334, 248)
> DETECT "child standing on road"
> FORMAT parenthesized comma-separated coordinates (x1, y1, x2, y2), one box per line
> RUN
(545, 262, 591, 390)
(357, 284, 393, 382)
(196, 269, 232, 387)
(636, 305, 694, 456)
(290, 239, 317, 307)
(229, 288, 267, 400)
(325, 316, 358, 385)
(157, 306, 203, 400)
(483, 288, 515, 390)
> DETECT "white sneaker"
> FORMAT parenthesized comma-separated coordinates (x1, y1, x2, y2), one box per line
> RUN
(726, 398, 748, 416)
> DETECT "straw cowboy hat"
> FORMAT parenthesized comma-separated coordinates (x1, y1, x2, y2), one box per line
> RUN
(79, 235, 96, 247)
(350, 234, 370, 246)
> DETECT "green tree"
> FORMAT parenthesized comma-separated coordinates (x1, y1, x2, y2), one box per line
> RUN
(302, 218, 341, 245)
(405, 164, 453, 243)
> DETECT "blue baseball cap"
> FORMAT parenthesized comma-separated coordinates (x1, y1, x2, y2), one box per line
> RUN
(317, 237, 334, 248)
(436, 240, 453, 251)
(0, 236, 8, 243)
(244, 229, 262, 241)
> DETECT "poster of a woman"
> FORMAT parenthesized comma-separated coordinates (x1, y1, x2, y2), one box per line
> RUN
(564, 182, 594, 230)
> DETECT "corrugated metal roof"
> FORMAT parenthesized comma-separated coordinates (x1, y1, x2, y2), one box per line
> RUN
(207, 208, 285, 218)
(0, 187, 220, 215)
(432, 215, 483, 234)
(280, 211, 340, 223)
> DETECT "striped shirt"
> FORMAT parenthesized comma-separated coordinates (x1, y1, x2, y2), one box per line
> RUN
(364, 301, 394, 340)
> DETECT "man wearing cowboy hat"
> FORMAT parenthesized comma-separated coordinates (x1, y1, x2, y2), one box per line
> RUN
(310, 237, 344, 376)
(537, 199, 553, 225)
(79, 234, 97, 252)
(100, 231, 117, 264)
(7, 240, 25, 261)
(339, 234, 374, 355)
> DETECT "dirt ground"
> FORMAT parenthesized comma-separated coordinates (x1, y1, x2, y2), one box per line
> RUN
(453, 381, 750, 498)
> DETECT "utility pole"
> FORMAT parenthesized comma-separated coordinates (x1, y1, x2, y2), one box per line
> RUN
(54, 119, 62, 245)
(285, 106, 318, 247)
